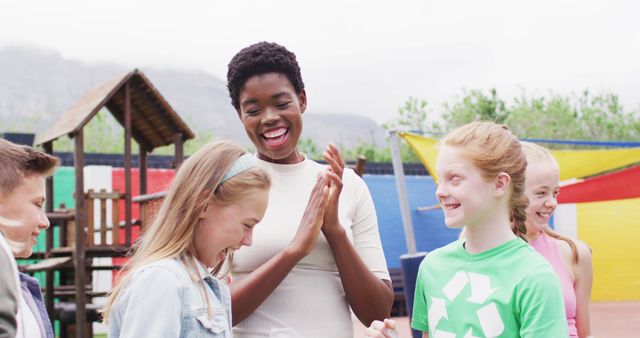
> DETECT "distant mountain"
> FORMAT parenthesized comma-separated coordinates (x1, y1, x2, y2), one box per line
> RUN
(0, 45, 387, 148)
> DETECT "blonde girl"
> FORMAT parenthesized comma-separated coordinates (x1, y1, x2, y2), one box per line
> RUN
(103, 141, 328, 338)
(521, 141, 593, 338)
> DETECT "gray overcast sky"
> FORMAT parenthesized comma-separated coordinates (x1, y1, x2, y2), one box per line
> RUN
(1, 0, 639, 124)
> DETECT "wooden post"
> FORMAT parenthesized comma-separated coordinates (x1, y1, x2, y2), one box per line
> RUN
(124, 83, 132, 247)
(139, 144, 148, 234)
(86, 191, 94, 246)
(73, 129, 86, 338)
(139, 144, 147, 196)
(42, 141, 55, 322)
(174, 133, 183, 169)
(100, 189, 107, 245)
(112, 197, 120, 245)
(43, 141, 54, 212)
(354, 155, 366, 177)
(389, 131, 417, 254)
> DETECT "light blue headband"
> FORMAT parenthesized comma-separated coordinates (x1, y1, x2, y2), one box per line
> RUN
(221, 153, 257, 183)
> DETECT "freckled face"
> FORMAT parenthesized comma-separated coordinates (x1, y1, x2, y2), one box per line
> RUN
(435, 146, 497, 229)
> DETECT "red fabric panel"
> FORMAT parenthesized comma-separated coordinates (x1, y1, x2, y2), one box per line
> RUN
(111, 168, 175, 221)
(112, 168, 175, 278)
(558, 165, 640, 204)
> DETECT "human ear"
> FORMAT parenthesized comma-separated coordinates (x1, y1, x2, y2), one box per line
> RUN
(199, 199, 211, 219)
(299, 90, 307, 114)
(494, 172, 511, 197)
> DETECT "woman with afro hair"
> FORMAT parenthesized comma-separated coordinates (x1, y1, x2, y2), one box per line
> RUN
(226, 42, 393, 338)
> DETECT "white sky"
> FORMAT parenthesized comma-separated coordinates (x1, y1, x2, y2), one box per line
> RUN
(1, 0, 639, 124)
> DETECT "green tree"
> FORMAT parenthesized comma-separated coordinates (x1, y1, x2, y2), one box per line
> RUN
(438, 88, 639, 146)
(340, 142, 420, 164)
(342, 142, 390, 163)
(506, 92, 580, 141)
(574, 91, 640, 141)
(52, 109, 126, 153)
(26, 88, 638, 168)
(506, 90, 640, 144)
(383, 96, 439, 134)
(442, 88, 507, 130)
(381, 96, 436, 163)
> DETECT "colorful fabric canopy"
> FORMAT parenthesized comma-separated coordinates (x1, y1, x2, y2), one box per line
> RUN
(400, 132, 640, 181)
(559, 165, 640, 203)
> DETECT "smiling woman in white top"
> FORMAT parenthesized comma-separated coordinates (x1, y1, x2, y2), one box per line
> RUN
(226, 42, 393, 338)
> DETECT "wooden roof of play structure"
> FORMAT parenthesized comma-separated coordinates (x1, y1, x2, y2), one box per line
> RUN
(35, 69, 194, 149)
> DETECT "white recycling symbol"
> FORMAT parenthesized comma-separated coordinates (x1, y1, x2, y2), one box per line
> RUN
(428, 271, 504, 338)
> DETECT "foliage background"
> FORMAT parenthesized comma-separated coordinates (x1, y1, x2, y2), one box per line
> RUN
(12, 89, 638, 163)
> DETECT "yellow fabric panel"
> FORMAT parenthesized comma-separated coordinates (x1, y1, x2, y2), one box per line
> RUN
(551, 148, 640, 181)
(399, 133, 440, 180)
(400, 132, 640, 180)
(578, 198, 640, 301)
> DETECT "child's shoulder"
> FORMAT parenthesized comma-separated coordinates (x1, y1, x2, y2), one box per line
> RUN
(515, 243, 562, 281)
(512, 239, 555, 267)
(133, 257, 190, 284)
(119, 258, 191, 303)
(554, 236, 592, 260)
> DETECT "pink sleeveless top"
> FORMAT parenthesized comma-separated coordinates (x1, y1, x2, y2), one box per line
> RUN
(531, 231, 578, 337)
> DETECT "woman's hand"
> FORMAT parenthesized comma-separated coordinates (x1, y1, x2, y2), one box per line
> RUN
(318, 143, 394, 325)
(322, 142, 345, 236)
(365, 319, 398, 338)
(287, 173, 329, 257)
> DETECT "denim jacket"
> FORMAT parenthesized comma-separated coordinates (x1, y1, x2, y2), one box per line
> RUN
(108, 257, 232, 338)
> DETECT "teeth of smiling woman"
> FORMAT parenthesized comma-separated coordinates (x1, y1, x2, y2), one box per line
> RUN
(263, 128, 287, 138)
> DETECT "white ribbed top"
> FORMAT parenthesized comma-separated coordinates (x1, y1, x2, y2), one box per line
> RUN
(232, 157, 389, 338)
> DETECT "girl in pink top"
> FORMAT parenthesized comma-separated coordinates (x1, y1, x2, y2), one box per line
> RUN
(522, 142, 594, 338)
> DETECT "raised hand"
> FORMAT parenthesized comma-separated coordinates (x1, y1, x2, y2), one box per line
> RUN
(289, 173, 329, 257)
(322, 142, 345, 235)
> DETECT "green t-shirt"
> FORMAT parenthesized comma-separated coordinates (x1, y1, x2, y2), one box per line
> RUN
(411, 238, 568, 338)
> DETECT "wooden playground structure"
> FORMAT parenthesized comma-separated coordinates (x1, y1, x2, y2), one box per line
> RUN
(29, 69, 194, 337)
(17, 68, 373, 338)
